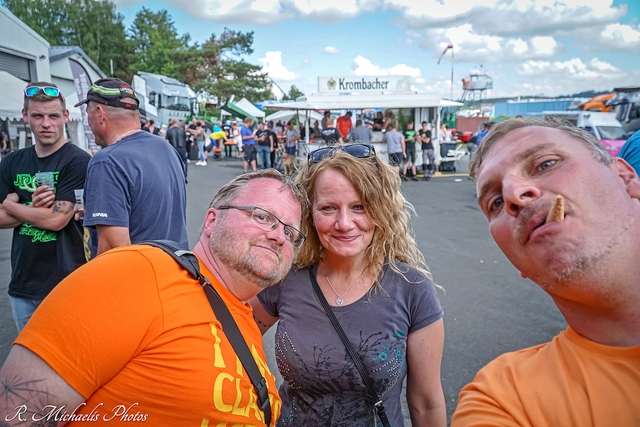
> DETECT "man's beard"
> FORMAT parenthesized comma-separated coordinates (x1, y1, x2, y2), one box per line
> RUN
(208, 222, 290, 289)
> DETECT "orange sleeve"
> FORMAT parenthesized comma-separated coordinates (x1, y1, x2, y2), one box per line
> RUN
(15, 248, 164, 399)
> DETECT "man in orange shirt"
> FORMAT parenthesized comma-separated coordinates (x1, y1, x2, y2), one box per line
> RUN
(453, 118, 640, 426)
(0, 169, 308, 427)
(336, 111, 353, 140)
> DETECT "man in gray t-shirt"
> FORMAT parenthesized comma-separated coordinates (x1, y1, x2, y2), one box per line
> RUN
(350, 119, 374, 143)
(382, 122, 406, 174)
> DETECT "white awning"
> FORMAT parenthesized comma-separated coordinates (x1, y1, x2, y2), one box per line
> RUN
(0, 71, 82, 121)
(267, 92, 463, 111)
(265, 109, 324, 123)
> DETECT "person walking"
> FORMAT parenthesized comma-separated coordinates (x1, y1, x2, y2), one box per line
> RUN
(166, 118, 188, 183)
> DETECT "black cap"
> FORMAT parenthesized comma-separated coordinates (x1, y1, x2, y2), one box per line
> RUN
(74, 78, 139, 110)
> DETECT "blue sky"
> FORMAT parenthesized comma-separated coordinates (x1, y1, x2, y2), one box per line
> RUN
(116, 0, 640, 100)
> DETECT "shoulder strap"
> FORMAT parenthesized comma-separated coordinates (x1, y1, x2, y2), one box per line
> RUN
(308, 267, 391, 427)
(141, 240, 272, 427)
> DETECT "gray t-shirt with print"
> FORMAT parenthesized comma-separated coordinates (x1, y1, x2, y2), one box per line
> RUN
(257, 263, 443, 427)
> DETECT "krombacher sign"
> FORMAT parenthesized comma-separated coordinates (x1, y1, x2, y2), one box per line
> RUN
(318, 76, 411, 93)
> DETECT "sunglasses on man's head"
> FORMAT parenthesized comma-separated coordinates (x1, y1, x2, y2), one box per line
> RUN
(308, 143, 376, 165)
(24, 86, 61, 98)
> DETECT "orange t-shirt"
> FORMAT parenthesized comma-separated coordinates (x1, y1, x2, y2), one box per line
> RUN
(16, 245, 281, 426)
(336, 116, 353, 139)
(452, 327, 640, 427)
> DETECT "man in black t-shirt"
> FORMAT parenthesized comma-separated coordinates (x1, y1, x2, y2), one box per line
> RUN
(402, 121, 418, 180)
(418, 121, 434, 181)
(255, 122, 272, 169)
(166, 118, 188, 182)
(267, 123, 279, 170)
(0, 82, 90, 332)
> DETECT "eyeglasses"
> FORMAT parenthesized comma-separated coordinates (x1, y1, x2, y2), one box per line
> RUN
(217, 205, 306, 248)
(308, 143, 375, 165)
(24, 86, 61, 98)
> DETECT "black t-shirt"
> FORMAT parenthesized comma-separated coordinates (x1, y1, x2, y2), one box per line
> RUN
(321, 128, 342, 145)
(418, 129, 433, 150)
(268, 130, 279, 149)
(404, 129, 417, 151)
(166, 126, 187, 150)
(256, 129, 270, 147)
(0, 143, 90, 299)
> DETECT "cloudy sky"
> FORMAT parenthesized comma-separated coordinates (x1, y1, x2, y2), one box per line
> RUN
(116, 0, 640, 100)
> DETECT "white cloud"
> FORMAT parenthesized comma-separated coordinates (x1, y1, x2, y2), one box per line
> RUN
(509, 57, 635, 95)
(350, 56, 427, 89)
(259, 51, 300, 81)
(588, 23, 640, 52)
(322, 46, 341, 55)
(300, 58, 311, 68)
(422, 25, 564, 63)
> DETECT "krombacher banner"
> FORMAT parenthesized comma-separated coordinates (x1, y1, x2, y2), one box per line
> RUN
(318, 76, 411, 93)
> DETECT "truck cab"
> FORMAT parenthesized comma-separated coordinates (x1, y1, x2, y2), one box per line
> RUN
(132, 72, 198, 127)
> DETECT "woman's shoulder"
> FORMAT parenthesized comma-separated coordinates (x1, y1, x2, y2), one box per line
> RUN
(383, 262, 432, 286)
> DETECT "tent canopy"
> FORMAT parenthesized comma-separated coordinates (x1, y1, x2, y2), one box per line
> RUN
(267, 92, 463, 111)
(235, 98, 265, 118)
(265, 109, 324, 124)
(0, 71, 82, 121)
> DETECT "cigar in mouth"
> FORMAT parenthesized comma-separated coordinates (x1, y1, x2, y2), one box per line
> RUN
(546, 195, 565, 223)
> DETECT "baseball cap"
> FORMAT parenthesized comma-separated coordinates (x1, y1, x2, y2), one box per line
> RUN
(74, 78, 139, 110)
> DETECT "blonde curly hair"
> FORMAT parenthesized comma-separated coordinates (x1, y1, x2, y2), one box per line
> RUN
(294, 148, 432, 287)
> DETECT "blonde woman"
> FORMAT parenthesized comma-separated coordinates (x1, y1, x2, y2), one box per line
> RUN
(251, 144, 445, 427)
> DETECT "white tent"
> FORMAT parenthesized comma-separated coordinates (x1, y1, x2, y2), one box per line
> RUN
(265, 109, 324, 124)
(235, 97, 265, 119)
(0, 71, 27, 121)
(0, 71, 82, 121)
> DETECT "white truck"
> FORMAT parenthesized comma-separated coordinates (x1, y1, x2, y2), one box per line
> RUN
(132, 72, 198, 126)
(542, 111, 628, 156)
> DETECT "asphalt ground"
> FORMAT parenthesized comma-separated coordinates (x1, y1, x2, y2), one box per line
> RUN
(0, 151, 567, 425)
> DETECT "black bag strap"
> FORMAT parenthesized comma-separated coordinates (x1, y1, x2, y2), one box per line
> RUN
(142, 240, 272, 426)
(308, 267, 391, 427)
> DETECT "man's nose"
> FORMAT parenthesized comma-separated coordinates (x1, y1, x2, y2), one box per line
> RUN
(502, 175, 541, 217)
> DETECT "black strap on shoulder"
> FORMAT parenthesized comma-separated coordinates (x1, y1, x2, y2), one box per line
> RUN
(141, 240, 272, 426)
(308, 267, 391, 427)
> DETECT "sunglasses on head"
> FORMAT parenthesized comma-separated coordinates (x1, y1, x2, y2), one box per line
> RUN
(24, 86, 61, 98)
(308, 143, 376, 165)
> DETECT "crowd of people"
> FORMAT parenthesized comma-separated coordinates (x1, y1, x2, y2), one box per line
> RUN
(1, 78, 639, 427)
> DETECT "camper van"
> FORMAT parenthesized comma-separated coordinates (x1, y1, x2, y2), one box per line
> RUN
(542, 111, 628, 156)
(132, 72, 198, 127)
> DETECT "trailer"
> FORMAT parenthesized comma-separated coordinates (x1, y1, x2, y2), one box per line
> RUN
(132, 72, 198, 126)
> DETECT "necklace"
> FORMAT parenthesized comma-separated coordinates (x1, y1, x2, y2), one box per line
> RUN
(322, 265, 365, 306)
(118, 129, 140, 142)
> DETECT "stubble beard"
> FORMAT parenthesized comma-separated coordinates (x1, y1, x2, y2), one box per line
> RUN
(209, 223, 290, 289)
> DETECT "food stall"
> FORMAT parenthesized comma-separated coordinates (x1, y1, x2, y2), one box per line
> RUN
(267, 77, 463, 166)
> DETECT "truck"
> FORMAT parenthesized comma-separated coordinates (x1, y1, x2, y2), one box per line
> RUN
(131, 72, 198, 127)
(542, 111, 628, 156)
(610, 86, 640, 135)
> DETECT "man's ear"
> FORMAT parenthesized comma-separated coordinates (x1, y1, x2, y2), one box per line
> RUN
(614, 158, 640, 198)
(202, 208, 219, 236)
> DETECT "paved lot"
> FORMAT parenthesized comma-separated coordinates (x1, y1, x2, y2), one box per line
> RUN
(0, 152, 567, 424)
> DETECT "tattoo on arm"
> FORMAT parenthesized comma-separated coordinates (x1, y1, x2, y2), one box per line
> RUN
(51, 201, 73, 215)
(1, 375, 59, 426)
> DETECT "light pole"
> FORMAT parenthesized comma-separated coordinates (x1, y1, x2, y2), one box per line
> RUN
(437, 44, 454, 101)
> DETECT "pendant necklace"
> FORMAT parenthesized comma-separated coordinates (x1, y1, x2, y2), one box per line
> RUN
(322, 265, 365, 306)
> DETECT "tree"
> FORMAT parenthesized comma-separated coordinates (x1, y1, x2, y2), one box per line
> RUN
(178, 28, 271, 105)
(2, 0, 132, 81)
(128, 7, 190, 79)
(284, 85, 304, 101)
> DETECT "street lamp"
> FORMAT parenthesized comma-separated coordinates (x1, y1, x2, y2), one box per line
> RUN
(438, 44, 454, 101)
